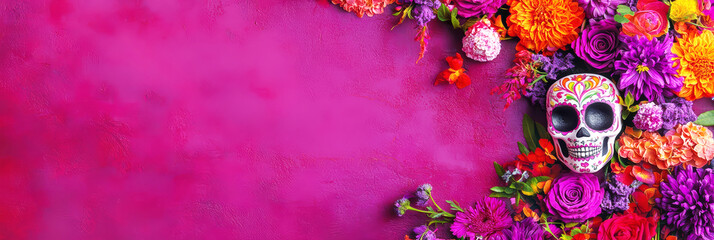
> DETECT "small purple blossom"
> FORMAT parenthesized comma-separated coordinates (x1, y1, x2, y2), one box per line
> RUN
(395, 197, 411, 217)
(661, 97, 697, 130)
(415, 183, 433, 206)
(413, 4, 437, 26)
(614, 35, 683, 102)
(414, 225, 438, 240)
(633, 102, 664, 132)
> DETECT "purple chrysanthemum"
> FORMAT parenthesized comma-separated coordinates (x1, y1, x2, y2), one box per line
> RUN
(656, 166, 714, 238)
(577, 0, 627, 19)
(415, 183, 432, 206)
(450, 197, 513, 239)
(601, 176, 641, 213)
(633, 102, 664, 132)
(615, 35, 683, 103)
(502, 218, 552, 240)
(661, 97, 697, 130)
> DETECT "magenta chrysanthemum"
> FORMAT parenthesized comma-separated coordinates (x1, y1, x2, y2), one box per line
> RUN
(450, 197, 512, 239)
(462, 20, 501, 62)
(633, 102, 664, 132)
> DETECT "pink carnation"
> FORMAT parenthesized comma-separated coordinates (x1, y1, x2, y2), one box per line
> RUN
(462, 20, 501, 62)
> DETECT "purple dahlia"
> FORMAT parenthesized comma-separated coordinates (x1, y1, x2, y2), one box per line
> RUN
(614, 35, 683, 103)
(656, 166, 714, 239)
(450, 197, 512, 239)
(453, 0, 505, 18)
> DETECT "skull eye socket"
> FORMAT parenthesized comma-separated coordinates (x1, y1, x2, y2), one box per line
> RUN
(585, 102, 614, 131)
(551, 105, 579, 132)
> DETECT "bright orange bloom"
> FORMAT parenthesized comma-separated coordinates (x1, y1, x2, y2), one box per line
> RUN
(507, 0, 584, 54)
(673, 30, 714, 100)
(435, 53, 471, 89)
(618, 123, 714, 169)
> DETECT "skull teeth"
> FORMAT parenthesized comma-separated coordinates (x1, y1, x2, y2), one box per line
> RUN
(568, 146, 602, 159)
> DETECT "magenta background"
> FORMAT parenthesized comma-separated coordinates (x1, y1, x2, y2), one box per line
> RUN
(0, 0, 712, 239)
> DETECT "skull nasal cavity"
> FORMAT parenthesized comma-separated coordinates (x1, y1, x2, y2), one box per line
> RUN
(577, 128, 591, 138)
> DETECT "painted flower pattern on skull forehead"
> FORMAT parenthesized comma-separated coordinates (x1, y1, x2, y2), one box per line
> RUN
(547, 74, 622, 134)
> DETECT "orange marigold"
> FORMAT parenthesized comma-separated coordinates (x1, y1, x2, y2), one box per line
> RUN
(506, 0, 584, 54)
(672, 30, 714, 100)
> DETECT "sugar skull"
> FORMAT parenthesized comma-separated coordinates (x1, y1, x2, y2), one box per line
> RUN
(546, 74, 622, 173)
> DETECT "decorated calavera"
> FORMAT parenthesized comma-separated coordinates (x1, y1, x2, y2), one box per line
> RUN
(546, 74, 622, 173)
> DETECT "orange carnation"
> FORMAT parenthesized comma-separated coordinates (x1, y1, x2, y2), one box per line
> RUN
(507, 0, 584, 54)
(672, 30, 714, 100)
(331, 0, 394, 18)
(619, 122, 714, 169)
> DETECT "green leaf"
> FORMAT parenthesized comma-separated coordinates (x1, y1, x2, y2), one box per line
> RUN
(392, 10, 402, 16)
(625, 92, 634, 106)
(489, 192, 511, 198)
(426, 206, 434, 212)
(436, 4, 449, 21)
(566, 222, 581, 229)
(616, 5, 634, 15)
(461, 17, 479, 30)
(494, 161, 506, 177)
(531, 176, 551, 182)
(628, 105, 640, 112)
(518, 142, 530, 155)
(622, 110, 630, 120)
(515, 193, 521, 206)
(523, 114, 538, 151)
(446, 200, 464, 212)
(695, 110, 714, 126)
(535, 122, 552, 143)
(514, 181, 534, 192)
(490, 186, 508, 193)
(406, 5, 414, 19)
(429, 212, 445, 218)
(504, 187, 516, 194)
(450, 7, 460, 29)
(614, 14, 630, 23)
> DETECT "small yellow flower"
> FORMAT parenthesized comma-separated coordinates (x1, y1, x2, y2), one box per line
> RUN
(670, 0, 701, 22)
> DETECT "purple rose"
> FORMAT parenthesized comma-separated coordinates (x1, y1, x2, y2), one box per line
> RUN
(572, 19, 620, 70)
(545, 173, 604, 223)
(453, 0, 505, 18)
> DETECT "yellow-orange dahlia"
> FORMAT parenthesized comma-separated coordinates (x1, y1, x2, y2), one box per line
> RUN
(672, 30, 714, 100)
(507, 0, 584, 53)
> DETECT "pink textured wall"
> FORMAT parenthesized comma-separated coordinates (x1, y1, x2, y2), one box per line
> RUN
(0, 0, 712, 239)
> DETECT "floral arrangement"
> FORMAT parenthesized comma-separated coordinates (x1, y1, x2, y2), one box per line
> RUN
(331, 0, 714, 239)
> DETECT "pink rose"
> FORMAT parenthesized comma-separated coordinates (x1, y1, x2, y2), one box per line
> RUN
(621, 0, 669, 39)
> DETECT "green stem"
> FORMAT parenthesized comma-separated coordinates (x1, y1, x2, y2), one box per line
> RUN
(429, 194, 455, 218)
(407, 207, 433, 215)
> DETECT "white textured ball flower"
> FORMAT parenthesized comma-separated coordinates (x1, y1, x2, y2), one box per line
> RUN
(462, 20, 501, 62)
